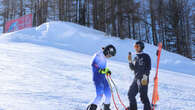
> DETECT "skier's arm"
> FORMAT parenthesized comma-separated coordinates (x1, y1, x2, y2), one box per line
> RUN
(129, 62, 135, 71)
(144, 54, 151, 75)
(91, 57, 98, 68)
(128, 52, 135, 71)
(91, 54, 111, 75)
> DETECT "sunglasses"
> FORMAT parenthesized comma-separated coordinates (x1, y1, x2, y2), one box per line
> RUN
(134, 44, 139, 49)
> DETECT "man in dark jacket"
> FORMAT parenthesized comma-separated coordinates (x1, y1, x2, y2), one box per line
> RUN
(127, 41, 151, 110)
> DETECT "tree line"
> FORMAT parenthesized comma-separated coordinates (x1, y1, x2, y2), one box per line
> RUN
(0, 0, 194, 59)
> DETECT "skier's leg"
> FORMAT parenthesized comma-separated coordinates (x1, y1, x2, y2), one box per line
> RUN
(140, 84, 151, 110)
(104, 80, 111, 104)
(128, 80, 138, 110)
(103, 80, 111, 110)
(92, 82, 104, 105)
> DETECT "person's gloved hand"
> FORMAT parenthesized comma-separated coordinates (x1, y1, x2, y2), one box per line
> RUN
(99, 68, 111, 76)
(141, 74, 148, 86)
(128, 52, 132, 63)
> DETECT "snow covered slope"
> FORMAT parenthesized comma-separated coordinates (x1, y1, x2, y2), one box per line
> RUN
(2, 21, 194, 75)
(0, 21, 194, 110)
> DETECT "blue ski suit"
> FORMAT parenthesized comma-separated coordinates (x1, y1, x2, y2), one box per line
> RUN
(91, 51, 111, 105)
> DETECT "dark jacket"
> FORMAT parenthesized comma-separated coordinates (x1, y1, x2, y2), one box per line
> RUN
(129, 52, 151, 79)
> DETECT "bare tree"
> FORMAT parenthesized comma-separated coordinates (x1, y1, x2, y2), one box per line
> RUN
(0, 0, 193, 59)
(59, 0, 65, 21)
(149, 0, 158, 45)
(19, 0, 24, 16)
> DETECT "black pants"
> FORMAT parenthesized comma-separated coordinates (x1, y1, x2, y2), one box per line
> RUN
(128, 79, 151, 110)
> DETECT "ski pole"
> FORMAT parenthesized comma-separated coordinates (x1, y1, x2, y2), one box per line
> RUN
(108, 75, 128, 110)
(106, 75, 119, 110)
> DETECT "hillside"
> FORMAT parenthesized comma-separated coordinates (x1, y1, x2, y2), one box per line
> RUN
(0, 21, 194, 110)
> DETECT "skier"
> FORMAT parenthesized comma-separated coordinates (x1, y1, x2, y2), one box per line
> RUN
(127, 41, 151, 110)
(86, 44, 116, 110)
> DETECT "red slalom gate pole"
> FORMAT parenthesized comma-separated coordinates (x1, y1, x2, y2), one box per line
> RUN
(108, 75, 128, 110)
(152, 42, 162, 110)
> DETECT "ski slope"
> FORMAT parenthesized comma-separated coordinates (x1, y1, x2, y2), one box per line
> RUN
(0, 21, 194, 110)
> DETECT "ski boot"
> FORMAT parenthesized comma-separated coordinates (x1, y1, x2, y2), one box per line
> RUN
(86, 104, 97, 110)
(103, 103, 111, 110)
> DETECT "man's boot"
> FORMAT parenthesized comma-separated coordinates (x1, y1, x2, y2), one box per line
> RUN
(126, 103, 137, 110)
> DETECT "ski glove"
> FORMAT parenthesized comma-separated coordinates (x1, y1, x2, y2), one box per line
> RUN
(141, 74, 148, 86)
(99, 68, 111, 75)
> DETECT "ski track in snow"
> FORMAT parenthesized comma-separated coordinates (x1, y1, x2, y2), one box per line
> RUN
(0, 41, 194, 110)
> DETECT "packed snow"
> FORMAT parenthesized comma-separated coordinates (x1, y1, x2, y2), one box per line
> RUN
(0, 21, 194, 110)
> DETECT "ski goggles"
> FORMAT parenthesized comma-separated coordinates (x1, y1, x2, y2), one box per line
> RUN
(134, 44, 139, 49)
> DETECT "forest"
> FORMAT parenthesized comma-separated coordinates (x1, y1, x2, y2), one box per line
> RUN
(0, 0, 194, 59)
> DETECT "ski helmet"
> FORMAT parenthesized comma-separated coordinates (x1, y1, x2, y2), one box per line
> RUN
(103, 44, 116, 56)
(135, 41, 145, 51)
